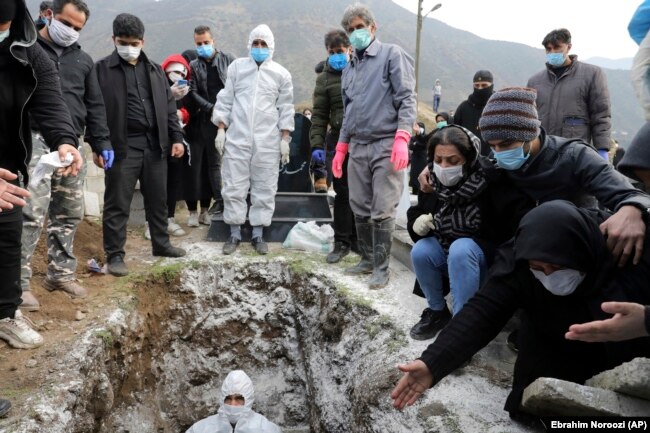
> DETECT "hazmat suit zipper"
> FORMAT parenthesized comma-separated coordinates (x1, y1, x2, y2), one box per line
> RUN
(250, 64, 260, 150)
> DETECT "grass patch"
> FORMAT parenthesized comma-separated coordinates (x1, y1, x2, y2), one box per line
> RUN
(94, 329, 114, 348)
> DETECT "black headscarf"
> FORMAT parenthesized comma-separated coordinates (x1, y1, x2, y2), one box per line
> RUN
(0, 0, 17, 22)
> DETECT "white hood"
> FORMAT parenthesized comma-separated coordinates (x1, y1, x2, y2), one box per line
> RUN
(220, 370, 255, 410)
(248, 24, 275, 60)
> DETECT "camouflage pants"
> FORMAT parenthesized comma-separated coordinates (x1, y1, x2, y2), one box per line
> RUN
(20, 134, 86, 290)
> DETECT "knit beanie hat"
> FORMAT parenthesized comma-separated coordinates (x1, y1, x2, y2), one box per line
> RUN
(478, 87, 541, 143)
(473, 70, 493, 83)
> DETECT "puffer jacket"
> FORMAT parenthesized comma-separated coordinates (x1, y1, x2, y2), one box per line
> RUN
(527, 55, 611, 150)
(309, 61, 344, 150)
(189, 50, 235, 116)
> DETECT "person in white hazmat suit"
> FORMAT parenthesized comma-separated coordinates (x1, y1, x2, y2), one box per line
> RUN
(185, 370, 281, 433)
(212, 24, 295, 255)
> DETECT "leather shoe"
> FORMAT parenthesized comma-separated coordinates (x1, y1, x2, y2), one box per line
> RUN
(0, 398, 11, 417)
(251, 236, 268, 255)
(409, 307, 451, 340)
(208, 200, 224, 215)
(107, 256, 129, 277)
(43, 278, 88, 299)
(19, 291, 40, 312)
(326, 242, 350, 264)
(153, 246, 186, 258)
(223, 237, 240, 255)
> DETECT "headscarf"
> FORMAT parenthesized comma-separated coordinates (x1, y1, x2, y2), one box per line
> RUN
(161, 54, 191, 80)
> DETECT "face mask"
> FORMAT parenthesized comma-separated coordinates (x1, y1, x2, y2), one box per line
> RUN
(0, 29, 9, 44)
(493, 143, 530, 171)
(221, 404, 246, 425)
(327, 52, 349, 71)
(304, 113, 311, 120)
(47, 18, 80, 47)
(349, 28, 372, 50)
(472, 85, 493, 105)
(436, 121, 448, 129)
(530, 268, 585, 296)
(167, 72, 185, 83)
(37, 17, 48, 26)
(433, 163, 464, 187)
(116, 45, 141, 62)
(546, 52, 565, 67)
(251, 47, 270, 63)
(196, 44, 214, 59)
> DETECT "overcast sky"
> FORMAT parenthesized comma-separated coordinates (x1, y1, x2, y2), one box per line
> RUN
(392, 0, 640, 60)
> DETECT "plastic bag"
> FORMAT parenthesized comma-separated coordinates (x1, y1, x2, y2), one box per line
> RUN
(282, 221, 334, 253)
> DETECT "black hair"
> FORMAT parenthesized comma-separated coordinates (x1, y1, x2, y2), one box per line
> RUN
(435, 112, 451, 123)
(542, 28, 571, 48)
(52, 0, 89, 20)
(39, 1, 53, 12)
(324, 29, 350, 49)
(194, 25, 211, 36)
(113, 13, 144, 39)
(181, 48, 198, 63)
(427, 126, 476, 164)
(303, 108, 312, 114)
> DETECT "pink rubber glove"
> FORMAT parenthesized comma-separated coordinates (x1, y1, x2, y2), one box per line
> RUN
(332, 142, 349, 178)
(390, 130, 411, 171)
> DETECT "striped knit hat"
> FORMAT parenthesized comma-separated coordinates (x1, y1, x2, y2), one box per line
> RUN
(479, 87, 541, 143)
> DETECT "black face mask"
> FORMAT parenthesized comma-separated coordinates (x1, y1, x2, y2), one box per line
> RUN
(472, 85, 493, 105)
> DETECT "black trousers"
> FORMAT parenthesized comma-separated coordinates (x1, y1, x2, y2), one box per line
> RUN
(328, 152, 356, 246)
(188, 119, 222, 202)
(104, 146, 171, 259)
(0, 208, 22, 320)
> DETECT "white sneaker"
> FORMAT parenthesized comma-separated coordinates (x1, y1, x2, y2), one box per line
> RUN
(0, 310, 44, 349)
(199, 211, 212, 225)
(143, 222, 151, 240)
(187, 211, 199, 227)
(167, 218, 186, 236)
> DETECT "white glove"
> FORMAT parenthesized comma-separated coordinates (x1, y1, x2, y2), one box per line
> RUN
(215, 128, 226, 156)
(413, 213, 436, 236)
(280, 136, 291, 165)
(170, 82, 189, 100)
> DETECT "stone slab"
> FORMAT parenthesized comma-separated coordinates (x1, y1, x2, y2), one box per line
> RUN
(586, 357, 650, 401)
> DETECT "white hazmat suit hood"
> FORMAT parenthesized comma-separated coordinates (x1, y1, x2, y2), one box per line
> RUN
(248, 24, 275, 61)
(217, 370, 255, 424)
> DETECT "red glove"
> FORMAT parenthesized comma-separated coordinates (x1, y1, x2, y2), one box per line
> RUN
(390, 130, 411, 171)
(332, 142, 349, 178)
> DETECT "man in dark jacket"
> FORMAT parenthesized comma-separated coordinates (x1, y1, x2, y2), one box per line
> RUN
(452, 70, 494, 156)
(310, 29, 357, 264)
(95, 13, 186, 277)
(20, 0, 113, 311)
(186, 25, 234, 223)
(527, 29, 612, 157)
(0, 0, 80, 350)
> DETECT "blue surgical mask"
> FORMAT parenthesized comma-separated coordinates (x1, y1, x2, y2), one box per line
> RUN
(251, 47, 270, 63)
(493, 143, 530, 170)
(327, 53, 349, 71)
(196, 44, 214, 59)
(349, 28, 372, 50)
(0, 29, 9, 44)
(546, 52, 565, 67)
(530, 268, 585, 296)
(436, 121, 448, 129)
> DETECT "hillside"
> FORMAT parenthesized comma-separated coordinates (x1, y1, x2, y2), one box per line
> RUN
(25, 0, 644, 146)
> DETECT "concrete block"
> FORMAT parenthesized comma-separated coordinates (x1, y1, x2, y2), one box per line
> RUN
(586, 357, 650, 401)
(85, 177, 105, 195)
(84, 192, 101, 217)
(85, 162, 103, 178)
(522, 377, 650, 417)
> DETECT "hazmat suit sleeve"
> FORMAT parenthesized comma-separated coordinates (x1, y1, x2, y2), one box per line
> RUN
(276, 72, 295, 132)
(339, 70, 351, 144)
(212, 62, 237, 128)
(388, 46, 417, 135)
(632, 31, 650, 121)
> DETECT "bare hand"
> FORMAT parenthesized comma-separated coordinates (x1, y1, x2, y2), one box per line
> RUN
(0, 169, 30, 211)
(418, 165, 433, 193)
(171, 143, 184, 158)
(57, 144, 83, 176)
(390, 360, 433, 410)
(93, 153, 105, 169)
(566, 302, 649, 342)
(599, 205, 646, 266)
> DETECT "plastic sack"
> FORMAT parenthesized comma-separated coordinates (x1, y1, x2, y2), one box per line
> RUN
(282, 221, 334, 253)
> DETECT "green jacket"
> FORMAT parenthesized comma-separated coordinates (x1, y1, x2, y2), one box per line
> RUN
(309, 62, 344, 150)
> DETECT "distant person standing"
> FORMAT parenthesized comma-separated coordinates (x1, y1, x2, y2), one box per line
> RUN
(452, 70, 494, 156)
(333, 4, 417, 289)
(432, 78, 441, 112)
(95, 13, 187, 277)
(527, 28, 612, 159)
(213, 24, 294, 255)
(187, 25, 235, 226)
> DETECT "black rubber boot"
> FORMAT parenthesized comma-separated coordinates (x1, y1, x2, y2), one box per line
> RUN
(344, 217, 374, 275)
(368, 218, 394, 289)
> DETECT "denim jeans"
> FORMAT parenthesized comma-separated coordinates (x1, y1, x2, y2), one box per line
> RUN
(411, 236, 487, 315)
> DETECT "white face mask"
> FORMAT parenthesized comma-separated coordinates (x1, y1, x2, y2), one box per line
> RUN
(220, 404, 246, 425)
(0, 29, 9, 44)
(116, 45, 141, 62)
(167, 71, 185, 83)
(433, 163, 464, 187)
(47, 18, 80, 47)
(530, 268, 586, 296)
